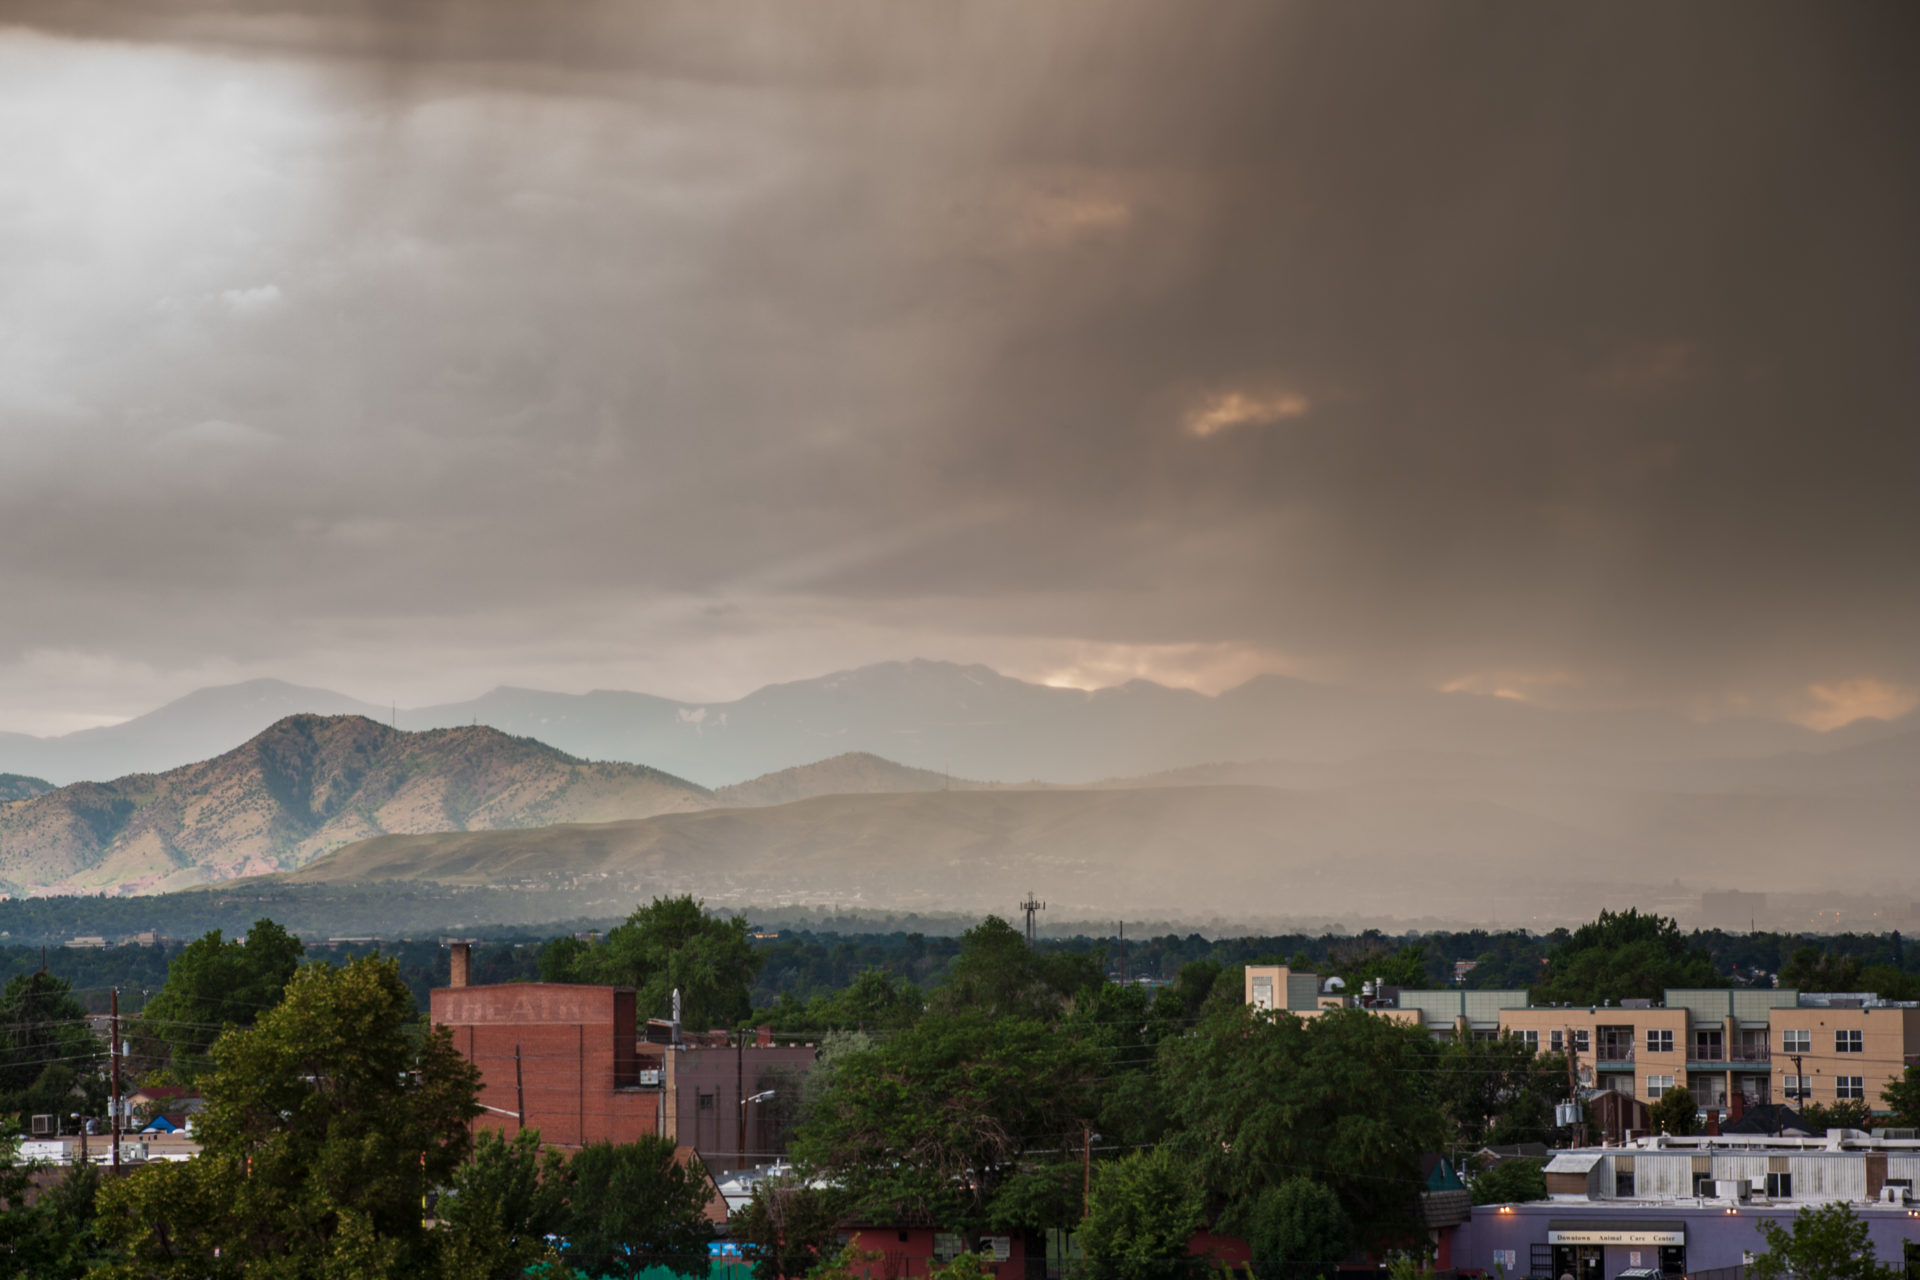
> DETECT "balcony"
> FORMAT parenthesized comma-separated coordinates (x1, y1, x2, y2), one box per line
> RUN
(1729, 1045, 1771, 1069)
(1594, 1045, 1636, 1069)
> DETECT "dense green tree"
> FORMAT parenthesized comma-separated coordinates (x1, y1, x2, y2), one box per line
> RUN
(1534, 910, 1725, 1005)
(437, 1128, 572, 1280)
(1433, 1034, 1568, 1151)
(1240, 1177, 1352, 1280)
(792, 1012, 1100, 1249)
(1328, 943, 1430, 992)
(1799, 1100, 1874, 1134)
(1161, 1006, 1444, 1246)
(1780, 947, 1864, 994)
(1075, 1146, 1207, 1280)
(1748, 1202, 1898, 1280)
(1649, 1086, 1698, 1136)
(560, 1137, 718, 1278)
(732, 1174, 848, 1280)
(1881, 1065, 1920, 1129)
(931, 916, 1103, 1022)
(136, 918, 305, 1071)
(758, 968, 923, 1034)
(0, 969, 102, 1124)
(2, 1121, 106, 1278)
(1468, 1159, 1547, 1206)
(95, 956, 481, 1279)
(1062, 980, 1174, 1150)
(547, 896, 762, 1029)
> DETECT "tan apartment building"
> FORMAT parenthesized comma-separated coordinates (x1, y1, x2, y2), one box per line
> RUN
(1243, 966, 1920, 1117)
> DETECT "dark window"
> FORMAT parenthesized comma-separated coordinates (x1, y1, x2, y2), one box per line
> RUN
(697, 1091, 714, 1111)
(1615, 1170, 1635, 1197)
(1767, 1172, 1792, 1197)
(1836, 1030, 1863, 1053)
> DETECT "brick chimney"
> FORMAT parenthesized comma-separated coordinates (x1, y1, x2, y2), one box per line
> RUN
(1730, 1092, 1746, 1125)
(1705, 1107, 1721, 1136)
(449, 941, 471, 989)
(756, 1025, 773, 1048)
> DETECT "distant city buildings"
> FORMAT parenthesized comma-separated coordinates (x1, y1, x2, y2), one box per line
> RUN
(1246, 965, 1920, 1117)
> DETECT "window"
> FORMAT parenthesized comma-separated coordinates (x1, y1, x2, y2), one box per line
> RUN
(1836, 1076, 1865, 1100)
(1766, 1172, 1792, 1198)
(1250, 976, 1274, 1010)
(1646, 1074, 1676, 1099)
(1574, 1029, 1591, 1053)
(1692, 1029, 1724, 1060)
(1518, 1029, 1539, 1049)
(1782, 1029, 1810, 1053)
(1647, 1029, 1674, 1054)
(1782, 1075, 1809, 1099)
(1836, 1029, 1863, 1053)
(1550, 1030, 1564, 1052)
(1616, 1169, 1635, 1197)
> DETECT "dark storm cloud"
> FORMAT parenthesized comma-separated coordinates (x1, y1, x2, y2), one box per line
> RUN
(0, 1, 1915, 724)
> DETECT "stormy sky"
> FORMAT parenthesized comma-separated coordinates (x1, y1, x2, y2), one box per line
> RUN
(2, 1, 1916, 735)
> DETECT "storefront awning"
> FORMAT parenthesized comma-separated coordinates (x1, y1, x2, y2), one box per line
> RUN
(1546, 1220, 1685, 1246)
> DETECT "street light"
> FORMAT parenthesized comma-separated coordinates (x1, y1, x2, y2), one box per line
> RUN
(740, 1090, 776, 1170)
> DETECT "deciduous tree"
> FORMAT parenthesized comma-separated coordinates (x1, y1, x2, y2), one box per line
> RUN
(0, 969, 101, 1124)
(930, 916, 1102, 1022)
(1241, 1177, 1352, 1280)
(1468, 1159, 1547, 1206)
(1161, 1006, 1444, 1245)
(1748, 1202, 1898, 1280)
(548, 896, 761, 1029)
(560, 1137, 718, 1278)
(96, 956, 481, 1278)
(1533, 910, 1723, 1005)
(1881, 1065, 1920, 1129)
(1649, 1086, 1697, 1137)
(793, 1012, 1099, 1249)
(136, 918, 305, 1071)
(1075, 1146, 1207, 1280)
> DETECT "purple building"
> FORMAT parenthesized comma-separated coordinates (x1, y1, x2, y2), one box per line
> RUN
(1456, 1136, 1920, 1280)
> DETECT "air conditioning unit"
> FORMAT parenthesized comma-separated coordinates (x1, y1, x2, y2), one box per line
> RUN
(1879, 1187, 1911, 1205)
(30, 1114, 55, 1136)
(637, 1068, 663, 1086)
(1749, 1176, 1768, 1196)
(1714, 1180, 1751, 1201)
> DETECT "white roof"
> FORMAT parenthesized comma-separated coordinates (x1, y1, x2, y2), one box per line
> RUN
(1544, 1152, 1604, 1173)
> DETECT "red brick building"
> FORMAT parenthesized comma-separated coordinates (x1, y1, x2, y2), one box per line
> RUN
(430, 976, 669, 1149)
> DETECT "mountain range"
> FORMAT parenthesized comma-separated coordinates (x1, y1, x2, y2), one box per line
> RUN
(0, 715, 712, 896)
(1, 660, 1908, 789)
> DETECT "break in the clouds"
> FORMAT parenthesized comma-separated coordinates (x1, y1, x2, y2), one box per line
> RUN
(0, 1, 1916, 733)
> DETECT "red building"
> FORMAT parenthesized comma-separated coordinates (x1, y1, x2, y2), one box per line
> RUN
(430, 971, 669, 1148)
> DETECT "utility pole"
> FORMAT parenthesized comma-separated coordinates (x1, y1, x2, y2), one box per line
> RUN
(515, 1043, 525, 1132)
(1020, 893, 1046, 946)
(1565, 1025, 1586, 1147)
(736, 1028, 746, 1174)
(1118, 922, 1126, 985)
(110, 988, 121, 1172)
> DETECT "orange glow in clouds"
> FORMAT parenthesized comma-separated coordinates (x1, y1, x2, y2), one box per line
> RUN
(1183, 390, 1310, 438)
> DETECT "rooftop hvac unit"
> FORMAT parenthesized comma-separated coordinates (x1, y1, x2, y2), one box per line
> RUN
(1714, 1180, 1751, 1201)
(30, 1114, 55, 1136)
(1880, 1187, 1911, 1205)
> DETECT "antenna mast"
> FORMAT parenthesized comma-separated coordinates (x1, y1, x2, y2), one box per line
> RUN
(1019, 893, 1046, 946)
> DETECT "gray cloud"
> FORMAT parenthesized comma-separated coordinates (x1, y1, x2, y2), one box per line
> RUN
(0, 2, 1915, 730)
